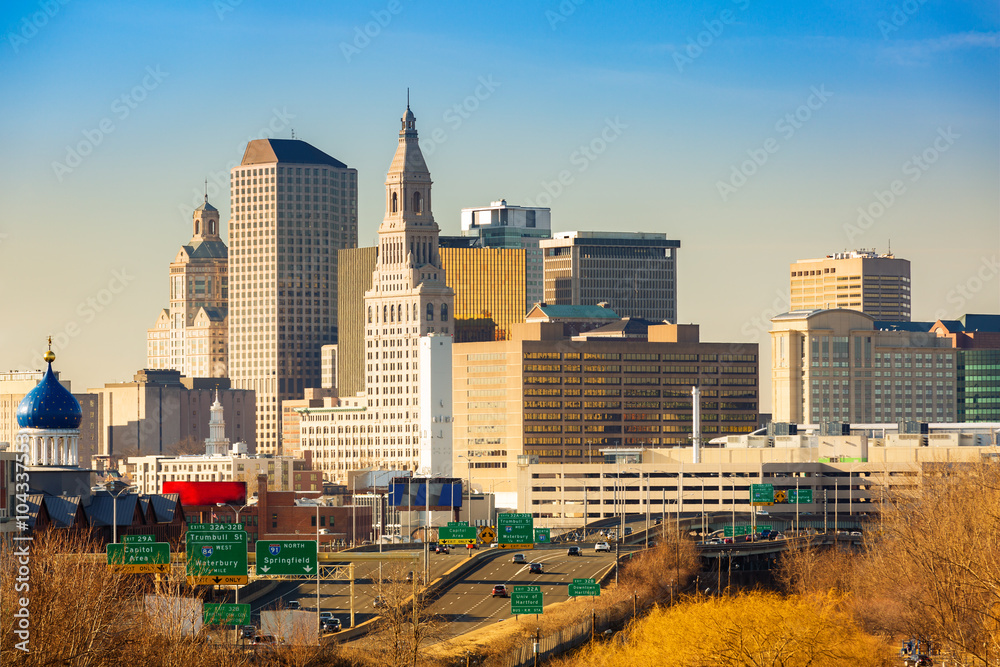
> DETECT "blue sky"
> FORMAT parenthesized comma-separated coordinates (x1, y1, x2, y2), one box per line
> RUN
(0, 0, 997, 408)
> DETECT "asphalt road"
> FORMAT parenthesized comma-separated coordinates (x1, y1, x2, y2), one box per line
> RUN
(422, 545, 618, 644)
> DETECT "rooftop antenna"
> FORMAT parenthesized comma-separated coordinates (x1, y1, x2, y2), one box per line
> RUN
(407, 87, 410, 108)
(291, 128, 295, 139)
(204, 178, 208, 203)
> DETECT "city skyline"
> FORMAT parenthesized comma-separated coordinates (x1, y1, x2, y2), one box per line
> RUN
(1, 1, 997, 413)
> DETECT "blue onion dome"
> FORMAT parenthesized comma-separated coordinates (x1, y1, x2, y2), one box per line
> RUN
(16, 351, 82, 429)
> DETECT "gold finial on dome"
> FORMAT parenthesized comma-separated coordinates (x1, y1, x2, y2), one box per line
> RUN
(44, 336, 55, 363)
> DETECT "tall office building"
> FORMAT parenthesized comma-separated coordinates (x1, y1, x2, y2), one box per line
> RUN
(789, 250, 911, 321)
(336, 246, 378, 398)
(228, 139, 358, 454)
(541, 231, 680, 323)
(460, 200, 550, 311)
(438, 242, 527, 342)
(771, 309, 956, 424)
(147, 197, 229, 378)
(295, 104, 455, 481)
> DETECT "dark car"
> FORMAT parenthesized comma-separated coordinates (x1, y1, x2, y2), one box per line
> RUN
(624, 527, 633, 536)
(320, 617, 341, 632)
(492, 584, 508, 598)
(528, 562, 543, 574)
(374, 596, 389, 609)
(241, 625, 256, 640)
(567, 546, 582, 556)
(435, 544, 449, 554)
(286, 600, 300, 610)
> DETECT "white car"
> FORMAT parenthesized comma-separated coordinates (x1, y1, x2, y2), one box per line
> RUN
(595, 542, 611, 552)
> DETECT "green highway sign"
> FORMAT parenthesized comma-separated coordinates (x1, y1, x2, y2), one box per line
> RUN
(122, 534, 156, 544)
(256, 540, 317, 576)
(438, 523, 477, 545)
(187, 523, 244, 532)
(751, 484, 774, 506)
(203, 603, 250, 626)
(568, 578, 600, 597)
(534, 528, 551, 544)
(787, 489, 813, 504)
(723, 525, 771, 537)
(107, 542, 170, 573)
(511, 585, 543, 615)
(186, 530, 248, 585)
(498, 513, 534, 549)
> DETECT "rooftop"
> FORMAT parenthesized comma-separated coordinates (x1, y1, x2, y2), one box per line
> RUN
(241, 138, 348, 168)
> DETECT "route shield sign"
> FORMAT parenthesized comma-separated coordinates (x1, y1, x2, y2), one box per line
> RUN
(787, 489, 813, 504)
(478, 526, 496, 544)
(498, 513, 533, 549)
(568, 578, 600, 597)
(534, 528, 550, 544)
(439, 523, 477, 545)
(186, 529, 248, 585)
(107, 542, 170, 573)
(204, 603, 250, 626)
(751, 484, 774, 506)
(255, 540, 317, 576)
(511, 585, 543, 614)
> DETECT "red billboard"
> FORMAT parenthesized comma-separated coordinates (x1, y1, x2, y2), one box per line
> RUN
(162, 481, 246, 506)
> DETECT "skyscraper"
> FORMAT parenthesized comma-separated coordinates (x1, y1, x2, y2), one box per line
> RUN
(459, 200, 551, 312)
(228, 139, 358, 454)
(295, 104, 455, 481)
(541, 231, 680, 323)
(789, 250, 911, 321)
(147, 197, 229, 378)
(438, 243, 527, 342)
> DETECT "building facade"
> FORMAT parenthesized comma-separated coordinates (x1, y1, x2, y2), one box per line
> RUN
(438, 243, 527, 342)
(146, 197, 229, 378)
(125, 453, 321, 496)
(789, 250, 911, 321)
(771, 309, 957, 424)
(88, 369, 255, 457)
(541, 231, 680, 323)
(228, 139, 359, 455)
(452, 320, 758, 504)
(336, 247, 378, 398)
(459, 200, 551, 312)
(294, 105, 455, 484)
(1, 370, 98, 463)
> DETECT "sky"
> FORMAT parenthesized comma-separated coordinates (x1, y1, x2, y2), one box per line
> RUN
(0, 0, 997, 410)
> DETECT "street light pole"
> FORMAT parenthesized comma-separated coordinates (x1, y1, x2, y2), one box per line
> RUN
(106, 482, 132, 545)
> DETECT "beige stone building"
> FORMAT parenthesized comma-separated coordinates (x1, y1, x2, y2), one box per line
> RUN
(541, 231, 680, 323)
(336, 246, 378, 399)
(789, 250, 910, 321)
(771, 309, 956, 425)
(228, 139, 359, 455)
(451, 318, 758, 507)
(88, 369, 255, 457)
(147, 197, 229, 378)
(125, 452, 321, 495)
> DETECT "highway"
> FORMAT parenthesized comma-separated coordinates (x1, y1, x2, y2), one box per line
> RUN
(422, 545, 617, 643)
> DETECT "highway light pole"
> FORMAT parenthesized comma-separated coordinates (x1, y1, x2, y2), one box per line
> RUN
(105, 481, 133, 545)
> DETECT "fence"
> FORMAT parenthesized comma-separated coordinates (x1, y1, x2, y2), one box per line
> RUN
(485, 599, 640, 667)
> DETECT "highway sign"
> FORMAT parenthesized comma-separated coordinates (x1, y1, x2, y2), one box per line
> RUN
(774, 489, 787, 504)
(723, 526, 752, 537)
(787, 489, 813, 504)
(107, 542, 170, 573)
(255, 540, 317, 576)
(187, 523, 244, 532)
(186, 529, 248, 585)
(498, 513, 533, 547)
(534, 528, 550, 544)
(122, 534, 156, 544)
(511, 585, 543, 614)
(439, 523, 477, 545)
(478, 526, 496, 544)
(751, 484, 774, 506)
(568, 578, 600, 597)
(203, 603, 250, 626)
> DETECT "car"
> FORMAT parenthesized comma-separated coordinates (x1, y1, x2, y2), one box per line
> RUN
(286, 600, 300, 610)
(595, 542, 611, 552)
(648, 541, 657, 548)
(373, 596, 388, 609)
(319, 611, 334, 621)
(252, 633, 278, 645)
(241, 625, 256, 640)
(320, 617, 341, 632)
(850, 531, 862, 537)
(723, 537, 734, 544)
(567, 546, 582, 556)
(405, 571, 414, 582)
(528, 562, 543, 574)
(654, 518, 662, 525)
(512, 553, 527, 564)
(492, 584, 508, 598)
(624, 527, 633, 536)
(435, 544, 450, 554)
